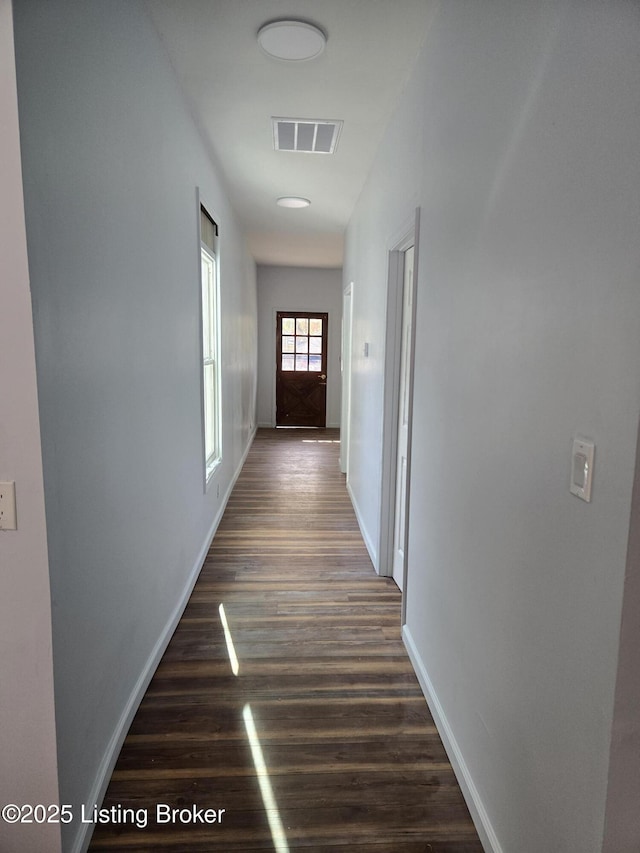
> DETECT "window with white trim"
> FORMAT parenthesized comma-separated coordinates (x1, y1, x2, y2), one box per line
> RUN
(200, 204, 221, 482)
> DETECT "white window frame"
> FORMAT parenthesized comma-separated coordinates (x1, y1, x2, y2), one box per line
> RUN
(200, 202, 221, 486)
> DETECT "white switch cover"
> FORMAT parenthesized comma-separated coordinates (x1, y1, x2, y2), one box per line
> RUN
(0, 481, 17, 530)
(570, 439, 595, 502)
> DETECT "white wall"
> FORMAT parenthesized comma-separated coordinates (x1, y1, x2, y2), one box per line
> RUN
(345, 1, 640, 851)
(13, 2, 257, 851)
(256, 265, 343, 427)
(0, 3, 61, 850)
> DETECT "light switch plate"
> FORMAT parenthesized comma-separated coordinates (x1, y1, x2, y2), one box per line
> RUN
(570, 439, 595, 502)
(0, 481, 17, 530)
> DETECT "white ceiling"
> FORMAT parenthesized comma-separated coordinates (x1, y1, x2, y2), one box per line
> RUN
(145, 0, 432, 267)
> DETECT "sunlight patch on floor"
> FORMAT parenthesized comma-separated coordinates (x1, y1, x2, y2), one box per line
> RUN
(242, 704, 290, 853)
(218, 603, 239, 676)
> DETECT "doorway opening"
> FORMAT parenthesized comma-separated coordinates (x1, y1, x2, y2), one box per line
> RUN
(340, 284, 353, 475)
(378, 211, 420, 597)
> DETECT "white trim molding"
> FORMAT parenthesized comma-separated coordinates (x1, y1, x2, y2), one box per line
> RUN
(378, 208, 420, 584)
(347, 481, 378, 571)
(403, 625, 503, 853)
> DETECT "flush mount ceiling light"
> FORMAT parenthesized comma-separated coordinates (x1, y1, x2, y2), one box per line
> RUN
(257, 20, 326, 62)
(276, 196, 311, 208)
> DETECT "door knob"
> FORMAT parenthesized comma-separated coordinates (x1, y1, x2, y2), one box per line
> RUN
(319, 374, 326, 380)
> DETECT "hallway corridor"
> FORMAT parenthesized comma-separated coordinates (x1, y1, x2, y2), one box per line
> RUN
(89, 429, 482, 852)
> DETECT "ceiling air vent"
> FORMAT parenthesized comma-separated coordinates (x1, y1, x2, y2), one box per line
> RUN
(273, 118, 343, 154)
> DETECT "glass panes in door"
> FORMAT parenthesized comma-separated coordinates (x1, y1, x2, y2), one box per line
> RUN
(280, 315, 324, 372)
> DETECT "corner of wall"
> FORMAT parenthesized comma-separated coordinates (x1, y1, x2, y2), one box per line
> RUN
(602, 416, 640, 853)
(0, 2, 61, 850)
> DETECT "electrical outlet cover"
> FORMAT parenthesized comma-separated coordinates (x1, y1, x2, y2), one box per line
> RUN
(570, 439, 595, 502)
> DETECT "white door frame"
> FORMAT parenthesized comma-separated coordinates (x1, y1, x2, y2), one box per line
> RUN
(340, 283, 353, 475)
(378, 209, 420, 600)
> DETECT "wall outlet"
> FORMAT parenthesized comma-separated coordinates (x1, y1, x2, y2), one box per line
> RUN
(570, 438, 595, 503)
(0, 481, 17, 530)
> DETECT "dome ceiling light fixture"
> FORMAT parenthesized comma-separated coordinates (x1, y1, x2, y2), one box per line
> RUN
(276, 196, 311, 209)
(257, 20, 327, 62)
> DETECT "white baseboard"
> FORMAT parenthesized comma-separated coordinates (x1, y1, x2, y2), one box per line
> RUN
(73, 428, 257, 853)
(346, 481, 378, 570)
(402, 625, 502, 853)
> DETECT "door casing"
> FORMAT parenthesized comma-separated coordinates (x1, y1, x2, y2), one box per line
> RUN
(378, 209, 420, 613)
(392, 245, 414, 591)
(340, 283, 353, 474)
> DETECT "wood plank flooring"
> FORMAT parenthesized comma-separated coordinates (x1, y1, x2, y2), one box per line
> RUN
(89, 428, 483, 852)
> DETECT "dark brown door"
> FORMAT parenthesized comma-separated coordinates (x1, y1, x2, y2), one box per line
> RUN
(276, 311, 328, 427)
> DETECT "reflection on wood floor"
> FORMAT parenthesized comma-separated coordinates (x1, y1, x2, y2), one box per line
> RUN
(89, 428, 483, 852)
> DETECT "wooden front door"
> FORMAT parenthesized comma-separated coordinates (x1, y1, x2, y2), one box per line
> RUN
(276, 311, 328, 427)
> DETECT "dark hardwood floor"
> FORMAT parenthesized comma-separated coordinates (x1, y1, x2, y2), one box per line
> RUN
(89, 428, 483, 852)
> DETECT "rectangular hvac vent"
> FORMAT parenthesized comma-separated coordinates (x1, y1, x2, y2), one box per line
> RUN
(273, 118, 343, 154)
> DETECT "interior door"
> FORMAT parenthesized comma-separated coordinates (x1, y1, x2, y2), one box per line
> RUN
(276, 311, 328, 427)
(392, 247, 414, 590)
